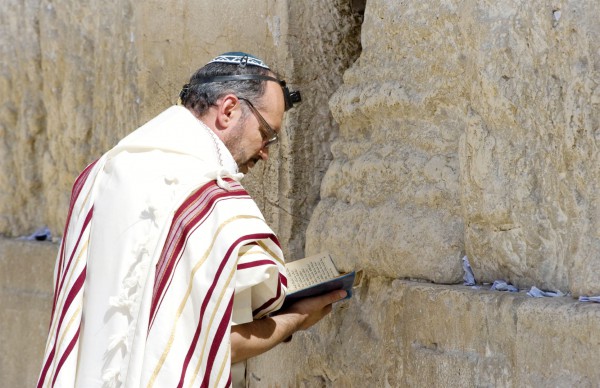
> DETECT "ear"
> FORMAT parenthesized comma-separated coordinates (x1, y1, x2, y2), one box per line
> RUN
(216, 94, 240, 129)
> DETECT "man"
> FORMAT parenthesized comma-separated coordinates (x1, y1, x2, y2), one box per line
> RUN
(37, 52, 346, 387)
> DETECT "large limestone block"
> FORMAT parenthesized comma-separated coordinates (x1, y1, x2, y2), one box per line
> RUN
(308, 0, 466, 282)
(0, 238, 57, 388)
(0, 0, 139, 236)
(460, 0, 600, 295)
(1, 0, 49, 236)
(310, 0, 600, 294)
(250, 279, 600, 387)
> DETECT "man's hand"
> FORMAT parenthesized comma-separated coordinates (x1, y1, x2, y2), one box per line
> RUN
(276, 289, 348, 331)
(230, 290, 347, 363)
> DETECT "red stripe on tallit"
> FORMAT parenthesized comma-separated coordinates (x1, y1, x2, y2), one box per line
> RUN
(55, 208, 93, 306)
(51, 326, 81, 386)
(177, 233, 274, 387)
(148, 180, 250, 330)
(200, 295, 234, 388)
(236, 259, 278, 270)
(252, 277, 284, 317)
(52, 160, 98, 320)
(38, 267, 86, 387)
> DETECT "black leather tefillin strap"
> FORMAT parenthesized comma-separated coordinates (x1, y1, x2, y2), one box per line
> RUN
(186, 74, 302, 111)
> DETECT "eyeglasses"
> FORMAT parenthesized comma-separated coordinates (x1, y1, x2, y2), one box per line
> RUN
(238, 98, 278, 147)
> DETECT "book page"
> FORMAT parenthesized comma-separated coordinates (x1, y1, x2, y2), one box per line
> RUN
(286, 253, 340, 292)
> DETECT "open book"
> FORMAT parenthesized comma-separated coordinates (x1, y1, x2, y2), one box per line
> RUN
(282, 252, 362, 309)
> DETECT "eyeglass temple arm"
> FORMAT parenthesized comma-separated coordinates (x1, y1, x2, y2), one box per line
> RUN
(188, 74, 302, 111)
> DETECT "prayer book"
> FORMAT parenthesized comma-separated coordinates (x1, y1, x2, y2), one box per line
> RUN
(282, 252, 362, 309)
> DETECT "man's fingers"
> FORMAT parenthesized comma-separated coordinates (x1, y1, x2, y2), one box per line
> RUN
(284, 289, 348, 317)
(317, 290, 347, 307)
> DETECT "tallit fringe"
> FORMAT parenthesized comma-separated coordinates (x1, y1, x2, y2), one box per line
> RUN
(102, 368, 122, 388)
(107, 333, 129, 352)
(102, 231, 153, 385)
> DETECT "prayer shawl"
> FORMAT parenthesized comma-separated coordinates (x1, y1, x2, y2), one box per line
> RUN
(37, 106, 288, 388)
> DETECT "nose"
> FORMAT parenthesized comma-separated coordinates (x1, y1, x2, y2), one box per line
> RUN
(259, 148, 269, 160)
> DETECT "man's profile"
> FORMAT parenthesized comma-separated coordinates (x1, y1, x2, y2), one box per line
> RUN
(37, 52, 345, 388)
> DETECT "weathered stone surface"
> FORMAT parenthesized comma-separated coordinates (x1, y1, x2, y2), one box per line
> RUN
(460, 0, 600, 296)
(310, 0, 466, 283)
(250, 278, 600, 387)
(309, 0, 600, 293)
(1, 0, 140, 237)
(2, 1, 137, 235)
(1, 0, 48, 237)
(0, 238, 57, 388)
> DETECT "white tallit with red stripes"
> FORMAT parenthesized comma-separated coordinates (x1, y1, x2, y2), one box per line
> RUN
(37, 106, 287, 387)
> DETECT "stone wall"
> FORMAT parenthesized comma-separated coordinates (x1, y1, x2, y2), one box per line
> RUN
(250, 278, 600, 387)
(308, 0, 466, 284)
(2, 0, 600, 386)
(308, 0, 600, 295)
(460, 0, 600, 296)
(253, 0, 600, 384)
(1, 0, 139, 237)
(5, 240, 599, 387)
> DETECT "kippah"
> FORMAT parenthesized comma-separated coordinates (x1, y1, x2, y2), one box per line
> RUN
(207, 52, 270, 69)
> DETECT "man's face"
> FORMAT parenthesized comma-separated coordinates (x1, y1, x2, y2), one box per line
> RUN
(225, 81, 285, 173)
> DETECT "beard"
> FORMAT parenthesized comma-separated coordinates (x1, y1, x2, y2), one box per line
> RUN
(224, 118, 262, 173)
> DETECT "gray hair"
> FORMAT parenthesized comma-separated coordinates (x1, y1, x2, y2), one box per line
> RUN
(180, 62, 274, 117)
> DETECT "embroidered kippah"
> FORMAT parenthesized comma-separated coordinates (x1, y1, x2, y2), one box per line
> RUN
(208, 52, 270, 69)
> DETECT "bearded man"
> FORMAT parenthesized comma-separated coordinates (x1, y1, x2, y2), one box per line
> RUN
(37, 52, 345, 388)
